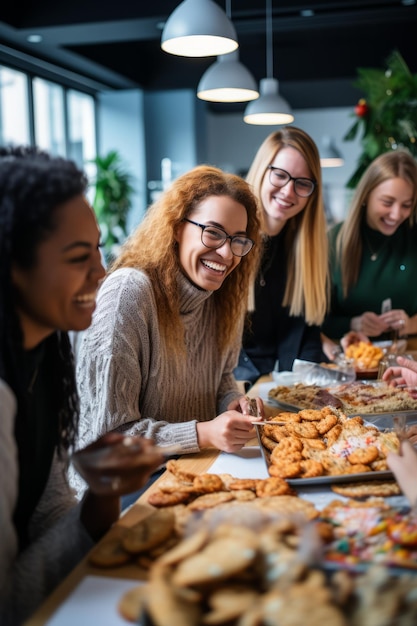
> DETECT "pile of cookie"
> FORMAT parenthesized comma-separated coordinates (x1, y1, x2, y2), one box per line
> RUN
(147, 459, 298, 508)
(259, 407, 399, 479)
(117, 509, 417, 625)
(87, 460, 319, 572)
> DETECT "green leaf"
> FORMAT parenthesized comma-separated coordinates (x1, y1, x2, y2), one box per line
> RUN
(345, 49, 417, 190)
(89, 150, 135, 257)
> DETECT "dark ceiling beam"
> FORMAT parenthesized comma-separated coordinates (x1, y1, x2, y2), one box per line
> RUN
(13, 4, 417, 46)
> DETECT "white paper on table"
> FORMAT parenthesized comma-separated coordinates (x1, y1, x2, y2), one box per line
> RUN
(207, 446, 269, 479)
(46, 576, 143, 626)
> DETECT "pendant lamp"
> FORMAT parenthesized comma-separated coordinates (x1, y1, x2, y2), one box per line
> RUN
(320, 136, 344, 168)
(161, 0, 238, 57)
(197, 51, 259, 102)
(244, 0, 294, 125)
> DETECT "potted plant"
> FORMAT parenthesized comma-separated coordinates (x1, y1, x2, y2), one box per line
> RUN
(91, 150, 134, 263)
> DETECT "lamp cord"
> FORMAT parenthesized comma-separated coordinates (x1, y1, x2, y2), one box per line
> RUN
(225, 0, 231, 19)
(266, 0, 273, 78)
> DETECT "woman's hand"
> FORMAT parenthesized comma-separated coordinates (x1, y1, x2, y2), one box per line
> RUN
(382, 355, 417, 390)
(77, 433, 164, 540)
(387, 440, 417, 506)
(380, 309, 409, 334)
(229, 395, 264, 418)
(340, 330, 370, 352)
(74, 432, 164, 496)
(196, 411, 257, 453)
(350, 312, 387, 337)
(321, 333, 341, 361)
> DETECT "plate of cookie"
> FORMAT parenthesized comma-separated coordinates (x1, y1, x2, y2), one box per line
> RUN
(254, 406, 400, 486)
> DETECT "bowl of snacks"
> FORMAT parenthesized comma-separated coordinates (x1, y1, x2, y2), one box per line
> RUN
(344, 341, 385, 379)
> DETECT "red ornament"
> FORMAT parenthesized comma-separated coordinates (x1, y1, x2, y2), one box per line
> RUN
(354, 99, 369, 117)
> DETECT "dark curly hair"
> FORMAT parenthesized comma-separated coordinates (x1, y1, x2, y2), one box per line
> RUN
(0, 145, 88, 453)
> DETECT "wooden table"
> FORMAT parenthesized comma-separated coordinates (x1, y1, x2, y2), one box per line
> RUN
(25, 448, 223, 625)
(26, 376, 277, 624)
(25, 371, 412, 624)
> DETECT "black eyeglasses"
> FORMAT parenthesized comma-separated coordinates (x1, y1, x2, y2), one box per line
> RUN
(267, 166, 316, 197)
(183, 218, 254, 257)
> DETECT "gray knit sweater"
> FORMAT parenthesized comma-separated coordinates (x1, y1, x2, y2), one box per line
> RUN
(71, 268, 242, 495)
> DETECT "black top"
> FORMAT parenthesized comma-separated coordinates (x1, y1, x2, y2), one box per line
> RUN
(13, 336, 60, 550)
(235, 229, 326, 384)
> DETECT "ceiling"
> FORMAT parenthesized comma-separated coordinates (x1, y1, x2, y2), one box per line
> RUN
(0, 0, 416, 111)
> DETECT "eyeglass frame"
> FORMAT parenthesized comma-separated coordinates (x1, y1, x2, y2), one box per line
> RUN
(182, 218, 255, 257)
(267, 165, 316, 197)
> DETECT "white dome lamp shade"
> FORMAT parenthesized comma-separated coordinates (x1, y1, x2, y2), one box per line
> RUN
(197, 51, 259, 102)
(244, 0, 294, 125)
(161, 0, 238, 57)
(320, 136, 344, 168)
(244, 78, 293, 124)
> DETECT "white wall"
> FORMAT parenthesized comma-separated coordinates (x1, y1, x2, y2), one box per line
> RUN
(97, 89, 147, 230)
(205, 106, 362, 223)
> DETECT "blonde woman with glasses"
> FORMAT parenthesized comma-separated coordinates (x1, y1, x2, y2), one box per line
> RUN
(234, 127, 329, 386)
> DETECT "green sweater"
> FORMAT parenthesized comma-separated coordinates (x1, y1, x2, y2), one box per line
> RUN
(322, 221, 417, 340)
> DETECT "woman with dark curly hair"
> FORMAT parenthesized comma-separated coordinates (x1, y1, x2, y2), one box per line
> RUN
(0, 146, 164, 625)
(72, 165, 262, 496)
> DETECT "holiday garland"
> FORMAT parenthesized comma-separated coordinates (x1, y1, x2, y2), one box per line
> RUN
(344, 50, 417, 188)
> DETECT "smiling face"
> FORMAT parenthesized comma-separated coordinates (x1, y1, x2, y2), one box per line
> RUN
(365, 177, 414, 235)
(176, 195, 248, 291)
(12, 194, 106, 349)
(260, 146, 313, 236)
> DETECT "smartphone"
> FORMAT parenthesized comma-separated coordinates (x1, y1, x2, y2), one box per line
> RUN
(381, 298, 392, 314)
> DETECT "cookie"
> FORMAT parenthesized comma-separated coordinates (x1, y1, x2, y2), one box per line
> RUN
(88, 532, 132, 568)
(254, 495, 319, 520)
(148, 489, 193, 507)
(347, 445, 379, 465)
(147, 564, 202, 626)
(122, 508, 175, 553)
(203, 585, 259, 624)
(159, 528, 209, 566)
(166, 459, 197, 483)
(187, 491, 234, 511)
(172, 535, 257, 586)
(193, 474, 225, 493)
(118, 584, 145, 622)
(255, 477, 293, 497)
(331, 480, 401, 498)
(228, 478, 259, 491)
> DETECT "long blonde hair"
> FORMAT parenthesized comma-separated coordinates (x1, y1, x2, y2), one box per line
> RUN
(111, 165, 261, 352)
(336, 149, 417, 297)
(246, 127, 328, 325)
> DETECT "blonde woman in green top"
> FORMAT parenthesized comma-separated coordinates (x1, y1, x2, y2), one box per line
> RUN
(322, 150, 417, 357)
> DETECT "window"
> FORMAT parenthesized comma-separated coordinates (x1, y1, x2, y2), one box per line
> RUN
(67, 89, 96, 173)
(0, 65, 96, 170)
(33, 78, 66, 156)
(0, 67, 30, 145)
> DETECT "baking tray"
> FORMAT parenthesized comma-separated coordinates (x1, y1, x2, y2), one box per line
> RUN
(267, 379, 417, 418)
(254, 426, 394, 486)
